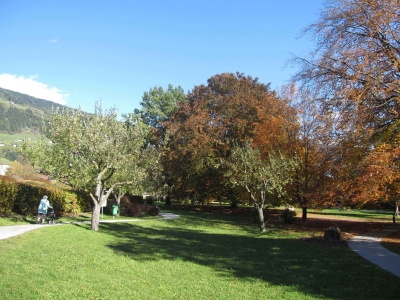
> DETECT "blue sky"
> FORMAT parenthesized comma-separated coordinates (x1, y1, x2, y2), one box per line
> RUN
(0, 0, 324, 114)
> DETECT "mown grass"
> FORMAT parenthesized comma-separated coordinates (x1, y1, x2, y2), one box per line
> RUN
(0, 209, 399, 299)
(0, 131, 42, 146)
(308, 208, 393, 221)
(381, 239, 400, 255)
(0, 212, 153, 226)
(0, 157, 11, 165)
(381, 229, 400, 255)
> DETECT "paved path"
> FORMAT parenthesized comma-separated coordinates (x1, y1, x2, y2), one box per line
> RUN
(348, 226, 400, 278)
(0, 212, 179, 241)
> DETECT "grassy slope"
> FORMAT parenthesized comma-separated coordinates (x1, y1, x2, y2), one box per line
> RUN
(0, 88, 56, 162)
(0, 209, 399, 300)
(0, 157, 11, 165)
(0, 131, 42, 144)
(0, 130, 43, 166)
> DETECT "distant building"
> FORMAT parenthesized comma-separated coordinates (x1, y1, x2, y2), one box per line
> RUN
(0, 165, 10, 176)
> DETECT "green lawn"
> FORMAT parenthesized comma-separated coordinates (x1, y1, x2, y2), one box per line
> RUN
(0, 212, 151, 226)
(0, 131, 43, 146)
(308, 208, 393, 222)
(0, 157, 11, 165)
(0, 209, 399, 299)
(381, 237, 400, 255)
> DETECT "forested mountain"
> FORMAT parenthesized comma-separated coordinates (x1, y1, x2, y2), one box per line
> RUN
(0, 88, 69, 134)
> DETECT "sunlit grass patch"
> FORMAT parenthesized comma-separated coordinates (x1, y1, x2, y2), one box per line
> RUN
(0, 210, 399, 299)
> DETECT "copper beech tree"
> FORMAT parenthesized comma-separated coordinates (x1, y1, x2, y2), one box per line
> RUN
(278, 85, 337, 219)
(294, 0, 400, 133)
(294, 0, 400, 208)
(162, 72, 296, 205)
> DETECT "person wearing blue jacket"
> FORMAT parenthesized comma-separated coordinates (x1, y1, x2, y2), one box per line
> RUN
(37, 195, 53, 224)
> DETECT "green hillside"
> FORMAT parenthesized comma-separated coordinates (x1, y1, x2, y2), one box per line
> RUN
(0, 88, 69, 165)
(0, 87, 67, 113)
(0, 87, 69, 134)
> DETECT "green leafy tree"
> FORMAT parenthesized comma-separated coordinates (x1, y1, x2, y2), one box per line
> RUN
(135, 84, 186, 133)
(23, 103, 149, 231)
(223, 142, 297, 231)
(112, 144, 162, 213)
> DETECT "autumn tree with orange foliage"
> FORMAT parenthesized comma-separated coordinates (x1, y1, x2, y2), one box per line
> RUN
(277, 85, 339, 219)
(329, 122, 400, 212)
(293, 0, 400, 210)
(162, 72, 295, 205)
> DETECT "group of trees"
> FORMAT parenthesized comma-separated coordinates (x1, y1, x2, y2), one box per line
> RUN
(0, 104, 42, 134)
(292, 0, 400, 210)
(21, 0, 400, 231)
(158, 73, 300, 230)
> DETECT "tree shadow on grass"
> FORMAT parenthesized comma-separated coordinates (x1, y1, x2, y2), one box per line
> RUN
(100, 218, 399, 300)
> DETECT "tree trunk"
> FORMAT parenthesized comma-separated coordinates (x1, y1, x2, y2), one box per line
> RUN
(91, 202, 101, 231)
(302, 207, 307, 220)
(257, 206, 266, 232)
(394, 201, 399, 224)
(116, 191, 123, 217)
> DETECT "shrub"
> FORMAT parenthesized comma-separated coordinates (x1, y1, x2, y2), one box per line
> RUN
(126, 203, 145, 217)
(0, 176, 18, 213)
(147, 205, 160, 216)
(0, 176, 91, 216)
(123, 194, 145, 204)
(119, 197, 160, 217)
(145, 195, 154, 205)
(279, 206, 297, 224)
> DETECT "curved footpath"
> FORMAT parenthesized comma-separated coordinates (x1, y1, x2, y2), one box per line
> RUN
(0, 212, 179, 241)
(348, 226, 400, 278)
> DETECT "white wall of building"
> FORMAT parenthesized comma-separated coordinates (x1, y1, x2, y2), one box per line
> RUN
(0, 165, 10, 176)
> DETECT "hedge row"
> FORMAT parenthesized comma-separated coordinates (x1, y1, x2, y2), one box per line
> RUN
(0, 176, 92, 216)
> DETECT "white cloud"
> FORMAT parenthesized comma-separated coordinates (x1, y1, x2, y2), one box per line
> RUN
(0, 74, 68, 105)
(49, 37, 58, 43)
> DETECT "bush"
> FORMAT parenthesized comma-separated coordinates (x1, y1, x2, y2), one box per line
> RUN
(125, 203, 145, 217)
(119, 196, 160, 217)
(0, 176, 18, 213)
(122, 203, 159, 217)
(147, 205, 160, 216)
(0, 176, 92, 216)
(123, 194, 145, 204)
(279, 206, 297, 224)
(145, 195, 154, 205)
